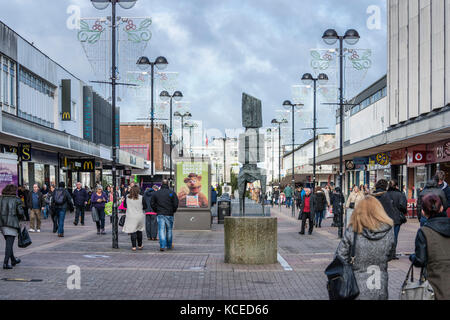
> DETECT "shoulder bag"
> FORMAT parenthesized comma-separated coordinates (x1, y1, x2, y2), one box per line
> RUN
(18, 226, 32, 248)
(400, 264, 435, 300)
(91, 206, 99, 223)
(325, 232, 360, 300)
(119, 214, 126, 227)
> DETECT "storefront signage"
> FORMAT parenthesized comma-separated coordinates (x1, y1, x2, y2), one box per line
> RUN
(61, 158, 96, 172)
(18, 143, 32, 162)
(83, 86, 94, 142)
(390, 148, 406, 165)
(0, 144, 18, 155)
(345, 160, 355, 171)
(353, 157, 369, 165)
(61, 79, 72, 121)
(412, 151, 427, 164)
(0, 158, 18, 193)
(427, 139, 450, 164)
(376, 153, 390, 166)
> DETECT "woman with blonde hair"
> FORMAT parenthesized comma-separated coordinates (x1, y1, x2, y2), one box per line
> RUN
(335, 196, 396, 300)
(345, 186, 365, 226)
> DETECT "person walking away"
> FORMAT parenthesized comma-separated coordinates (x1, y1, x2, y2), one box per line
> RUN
(331, 187, 345, 228)
(299, 188, 315, 235)
(51, 182, 73, 237)
(345, 186, 364, 227)
(91, 186, 108, 235)
(150, 179, 179, 252)
(0, 185, 25, 270)
(435, 170, 450, 217)
(41, 184, 49, 219)
(295, 186, 303, 211)
(409, 194, 450, 300)
(284, 185, 293, 209)
(18, 185, 30, 221)
(386, 179, 407, 259)
(273, 188, 280, 206)
(27, 184, 44, 233)
(46, 185, 58, 233)
(335, 196, 395, 300)
(314, 186, 328, 228)
(72, 182, 88, 226)
(143, 185, 159, 241)
(122, 186, 146, 251)
(417, 179, 448, 226)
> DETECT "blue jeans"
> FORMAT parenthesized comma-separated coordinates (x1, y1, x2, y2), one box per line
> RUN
(315, 210, 325, 226)
(56, 208, 66, 235)
(286, 197, 292, 208)
(43, 205, 49, 219)
(157, 215, 174, 249)
(95, 208, 106, 231)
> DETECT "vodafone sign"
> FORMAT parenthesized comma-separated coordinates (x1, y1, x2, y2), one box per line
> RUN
(412, 151, 427, 164)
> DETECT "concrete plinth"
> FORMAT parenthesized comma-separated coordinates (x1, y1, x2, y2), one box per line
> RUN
(174, 211, 211, 231)
(224, 217, 277, 265)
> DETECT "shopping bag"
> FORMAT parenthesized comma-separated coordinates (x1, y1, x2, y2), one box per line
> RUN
(18, 227, 32, 248)
(118, 201, 126, 211)
(325, 207, 334, 219)
(104, 202, 113, 216)
(91, 206, 100, 222)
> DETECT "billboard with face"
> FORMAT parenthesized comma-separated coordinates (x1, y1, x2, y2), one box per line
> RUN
(176, 162, 210, 209)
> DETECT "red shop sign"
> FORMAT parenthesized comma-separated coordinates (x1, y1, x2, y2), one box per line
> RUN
(412, 151, 428, 164)
(390, 148, 407, 165)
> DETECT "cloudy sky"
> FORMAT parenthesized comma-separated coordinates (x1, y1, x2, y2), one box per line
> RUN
(2, 0, 387, 143)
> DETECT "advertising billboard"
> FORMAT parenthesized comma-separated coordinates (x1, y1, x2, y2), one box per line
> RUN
(176, 162, 210, 209)
(0, 158, 18, 194)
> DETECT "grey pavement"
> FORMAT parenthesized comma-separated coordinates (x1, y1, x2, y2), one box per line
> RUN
(0, 206, 420, 300)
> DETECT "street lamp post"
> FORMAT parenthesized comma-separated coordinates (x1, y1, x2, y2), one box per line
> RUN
(136, 55, 169, 182)
(91, 0, 137, 249)
(271, 119, 288, 186)
(184, 122, 198, 159)
(282, 101, 304, 218)
(174, 111, 192, 157)
(301, 73, 329, 191)
(160, 90, 183, 183)
(322, 28, 360, 238)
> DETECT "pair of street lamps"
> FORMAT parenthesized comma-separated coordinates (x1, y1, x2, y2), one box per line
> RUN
(322, 28, 360, 238)
(174, 111, 192, 157)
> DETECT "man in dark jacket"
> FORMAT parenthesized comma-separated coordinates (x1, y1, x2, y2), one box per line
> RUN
(313, 187, 328, 228)
(299, 188, 315, 235)
(72, 182, 88, 226)
(18, 185, 30, 221)
(143, 185, 159, 241)
(51, 182, 74, 237)
(27, 184, 45, 233)
(417, 179, 448, 226)
(435, 171, 450, 217)
(150, 180, 179, 251)
(410, 193, 450, 300)
(387, 179, 408, 258)
(330, 187, 345, 228)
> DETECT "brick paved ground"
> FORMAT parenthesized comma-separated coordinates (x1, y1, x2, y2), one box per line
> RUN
(0, 206, 420, 300)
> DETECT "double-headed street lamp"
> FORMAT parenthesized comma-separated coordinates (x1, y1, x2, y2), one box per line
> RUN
(301, 73, 329, 191)
(160, 90, 183, 183)
(322, 28, 360, 238)
(136, 55, 169, 180)
(282, 101, 304, 217)
(184, 122, 198, 159)
(91, 0, 137, 249)
(174, 111, 192, 157)
(271, 119, 288, 187)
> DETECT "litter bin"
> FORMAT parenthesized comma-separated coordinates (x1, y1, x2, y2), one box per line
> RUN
(217, 195, 231, 224)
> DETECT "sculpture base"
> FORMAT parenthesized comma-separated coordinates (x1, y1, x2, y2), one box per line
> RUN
(224, 217, 277, 265)
(174, 210, 211, 231)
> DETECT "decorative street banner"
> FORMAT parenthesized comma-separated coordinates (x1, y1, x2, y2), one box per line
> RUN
(0, 158, 18, 194)
(61, 79, 72, 121)
(83, 86, 94, 142)
(176, 162, 210, 209)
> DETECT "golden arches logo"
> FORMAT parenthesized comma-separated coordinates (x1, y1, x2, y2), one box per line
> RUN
(83, 161, 94, 171)
(62, 112, 71, 120)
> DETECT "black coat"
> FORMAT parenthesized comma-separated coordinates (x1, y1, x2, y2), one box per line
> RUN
(387, 188, 407, 225)
(0, 196, 25, 230)
(142, 189, 155, 212)
(300, 194, 316, 216)
(330, 192, 345, 213)
(417, 181, 448, 221)
(314, 191, 327, 212)
(150, 185, 179, 216)
(27, 191, 45, 209)
(373, 189, 401, 225)
(51, 188, 74, 211)
(72, 188, 89, 206)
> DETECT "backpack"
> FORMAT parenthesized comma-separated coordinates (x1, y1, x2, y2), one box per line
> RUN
(54, 189, 65, 206)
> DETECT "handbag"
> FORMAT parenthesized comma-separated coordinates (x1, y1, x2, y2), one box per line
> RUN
(349, 202, 355, 209)
(18, 226, 32, 248)
(119, 215, 126, 227)
(325, 232, 360, 300)
(91, 206, 100, 223)
(400, 264, 435, 300)
(399, 212, 407, 224)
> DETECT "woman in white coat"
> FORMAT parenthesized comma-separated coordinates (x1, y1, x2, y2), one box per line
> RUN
(123, 186, 146, 251)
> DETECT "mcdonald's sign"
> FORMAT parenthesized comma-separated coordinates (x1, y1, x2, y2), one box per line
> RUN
(61, 79, 72, 121)
(81, 159, 95, 172)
